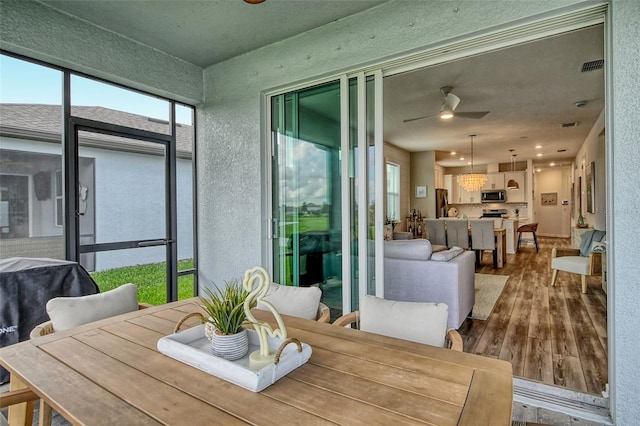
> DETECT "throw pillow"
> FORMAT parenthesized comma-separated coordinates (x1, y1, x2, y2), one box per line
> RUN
(360, 295, 448, 348)
(46, 283, 139, 332)
(257, 282, 321, 320)
(430, 246, 464, 261)
(384, 239, 433, 260)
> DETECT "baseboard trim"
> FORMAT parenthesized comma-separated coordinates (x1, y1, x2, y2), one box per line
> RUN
(513, 378, 612, 425)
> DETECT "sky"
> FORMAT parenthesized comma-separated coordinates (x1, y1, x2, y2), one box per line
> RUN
(0, 54, 193, 125)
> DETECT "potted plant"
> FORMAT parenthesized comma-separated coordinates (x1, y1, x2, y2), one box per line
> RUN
(200, 280, 251, 361)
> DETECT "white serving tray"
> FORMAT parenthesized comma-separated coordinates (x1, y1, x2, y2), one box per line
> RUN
(157, 325, 312, 392)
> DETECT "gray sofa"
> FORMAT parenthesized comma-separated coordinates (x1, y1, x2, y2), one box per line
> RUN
(383, 239, 475, 329)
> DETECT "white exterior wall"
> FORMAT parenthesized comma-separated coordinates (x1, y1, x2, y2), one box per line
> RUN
(0, 137, 194, 270)
(1, 0, 639, 422)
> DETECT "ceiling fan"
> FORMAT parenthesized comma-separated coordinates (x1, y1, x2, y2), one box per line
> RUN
(403, 86, 490, 123)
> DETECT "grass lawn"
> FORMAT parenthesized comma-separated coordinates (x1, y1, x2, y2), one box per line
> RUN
(90, 259, 195, 305)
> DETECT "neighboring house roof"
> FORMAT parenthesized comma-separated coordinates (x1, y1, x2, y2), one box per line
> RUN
(0, 104, 193, 158)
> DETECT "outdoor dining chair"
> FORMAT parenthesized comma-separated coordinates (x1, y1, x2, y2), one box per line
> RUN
(332, 295, 462, 351)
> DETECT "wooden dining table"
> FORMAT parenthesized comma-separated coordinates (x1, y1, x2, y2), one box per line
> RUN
(1, 298, 513, 425)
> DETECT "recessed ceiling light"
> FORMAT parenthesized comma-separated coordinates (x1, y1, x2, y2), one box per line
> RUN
(535, 145, 542, 149)
(450, 151, 456, 155)
(537, 153, 543, 157)
(467, 161, 471, 165)
(459, 157, 464, 161)
(550, 162, 556, 166)
(536, 168, 542, 172)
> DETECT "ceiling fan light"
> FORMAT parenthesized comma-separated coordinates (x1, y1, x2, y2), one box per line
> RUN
(507, 179, 520, 190)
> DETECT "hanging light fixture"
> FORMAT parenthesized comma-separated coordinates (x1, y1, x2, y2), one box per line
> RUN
(457, 135, 487, 191)
(507, 149, 520, 190)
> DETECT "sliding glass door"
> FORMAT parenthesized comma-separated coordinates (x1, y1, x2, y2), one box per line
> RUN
(270, 73, 382, 319)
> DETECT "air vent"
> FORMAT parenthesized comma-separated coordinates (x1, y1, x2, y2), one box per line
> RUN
(581, 59, 604, 72)
(562, 122, 579, 128)
(557, 149, 567, 153)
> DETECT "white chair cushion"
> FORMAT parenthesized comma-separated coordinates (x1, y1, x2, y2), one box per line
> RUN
(431, 246, 464, 262)
(46, 283, 139, 332)
(257, 282, 321, 320)
(359, 295, 448, 348)
(384, 239, 433, 260)
(552, 256, 590, 275)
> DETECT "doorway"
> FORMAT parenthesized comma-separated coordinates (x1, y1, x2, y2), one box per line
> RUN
(70, 119, 179, 303)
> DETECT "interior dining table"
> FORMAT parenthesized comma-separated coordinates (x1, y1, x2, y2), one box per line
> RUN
(1, 297, 513, 425)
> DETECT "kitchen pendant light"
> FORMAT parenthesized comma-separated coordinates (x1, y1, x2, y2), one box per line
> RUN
(507, 150, 520, 190)
(457, 135, 487, 191)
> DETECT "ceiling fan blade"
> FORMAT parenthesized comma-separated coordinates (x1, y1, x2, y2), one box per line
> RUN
(453, 111, 490, 119)
(403, 113, 438, 123)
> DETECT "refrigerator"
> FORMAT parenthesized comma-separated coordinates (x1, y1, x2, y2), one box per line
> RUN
(435, 188, 448, 218)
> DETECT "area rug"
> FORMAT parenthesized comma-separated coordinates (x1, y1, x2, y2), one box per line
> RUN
(472, 273, 509, 320)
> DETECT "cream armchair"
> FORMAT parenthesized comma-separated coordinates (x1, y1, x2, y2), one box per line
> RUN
(550, 230, 605, 294)
(550, 247, 603, 294)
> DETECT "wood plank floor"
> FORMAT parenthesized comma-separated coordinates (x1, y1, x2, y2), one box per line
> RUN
(458, 236, 608, 396)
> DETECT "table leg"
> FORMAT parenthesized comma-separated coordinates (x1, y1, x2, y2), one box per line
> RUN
(8, 375, 34, 426)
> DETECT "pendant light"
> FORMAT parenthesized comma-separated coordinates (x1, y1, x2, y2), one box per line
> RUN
(457, 135, 487, 191)
(507, 149, 520, 190)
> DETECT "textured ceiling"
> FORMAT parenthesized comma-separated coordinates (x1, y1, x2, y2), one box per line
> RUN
(35, 1, 604, 169)
(37, 0, 387, 67)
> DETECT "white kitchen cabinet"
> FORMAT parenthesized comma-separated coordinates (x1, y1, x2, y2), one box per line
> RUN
(459, 186, 481, 204)
(503, 218, 519, 254)
(483, 173, 505, 190)
(505, 171, 526, 202)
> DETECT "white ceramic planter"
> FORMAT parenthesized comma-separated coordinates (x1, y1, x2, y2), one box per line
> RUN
(211, 328, 248, 361)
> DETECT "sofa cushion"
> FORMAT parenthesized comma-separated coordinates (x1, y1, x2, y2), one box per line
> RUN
(46, 283, 139, 332)
(384, 239, 432, 260)
(257, 282, 321, 320)
(360, 295, 448, 347)
(430, 246, 464, 262)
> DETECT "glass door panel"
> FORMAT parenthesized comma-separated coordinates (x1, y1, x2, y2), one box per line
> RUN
(271, 81, 343, 319)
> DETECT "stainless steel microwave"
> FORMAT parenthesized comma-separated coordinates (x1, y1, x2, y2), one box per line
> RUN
(481, 190, 506, 203)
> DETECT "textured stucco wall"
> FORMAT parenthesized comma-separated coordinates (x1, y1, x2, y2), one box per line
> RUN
(610, 0, 640, 423)
(198, 0, 578, 284)
(0, 0, 202, 105)
(199, 0, 639, 421)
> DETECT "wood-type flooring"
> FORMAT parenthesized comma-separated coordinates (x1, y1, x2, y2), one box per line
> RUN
(459, 236, 608, 396)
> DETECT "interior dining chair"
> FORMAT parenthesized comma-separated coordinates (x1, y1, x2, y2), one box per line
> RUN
(470, 219, 498, 268)
(332, 295, 463, 351)
(30, 283, 151, 339)
(444, 219, 469, 249)
(423, 219, 447, 248)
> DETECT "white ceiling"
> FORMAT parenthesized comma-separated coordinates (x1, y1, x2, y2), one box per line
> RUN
(384, 25, 604, 169)
(36, 1, 604, 169)
(37, 0, 387, 67)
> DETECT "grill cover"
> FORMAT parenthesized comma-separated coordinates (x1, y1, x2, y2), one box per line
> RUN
(0, 257, 99, 383)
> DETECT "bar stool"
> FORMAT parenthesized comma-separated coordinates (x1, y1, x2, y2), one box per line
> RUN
(517, 223, 539, 252)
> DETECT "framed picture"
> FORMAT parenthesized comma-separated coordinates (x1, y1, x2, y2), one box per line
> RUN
(415, 185, 427, 198)
(541, 192, 557, 205)
(586, 162, 595, 213)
